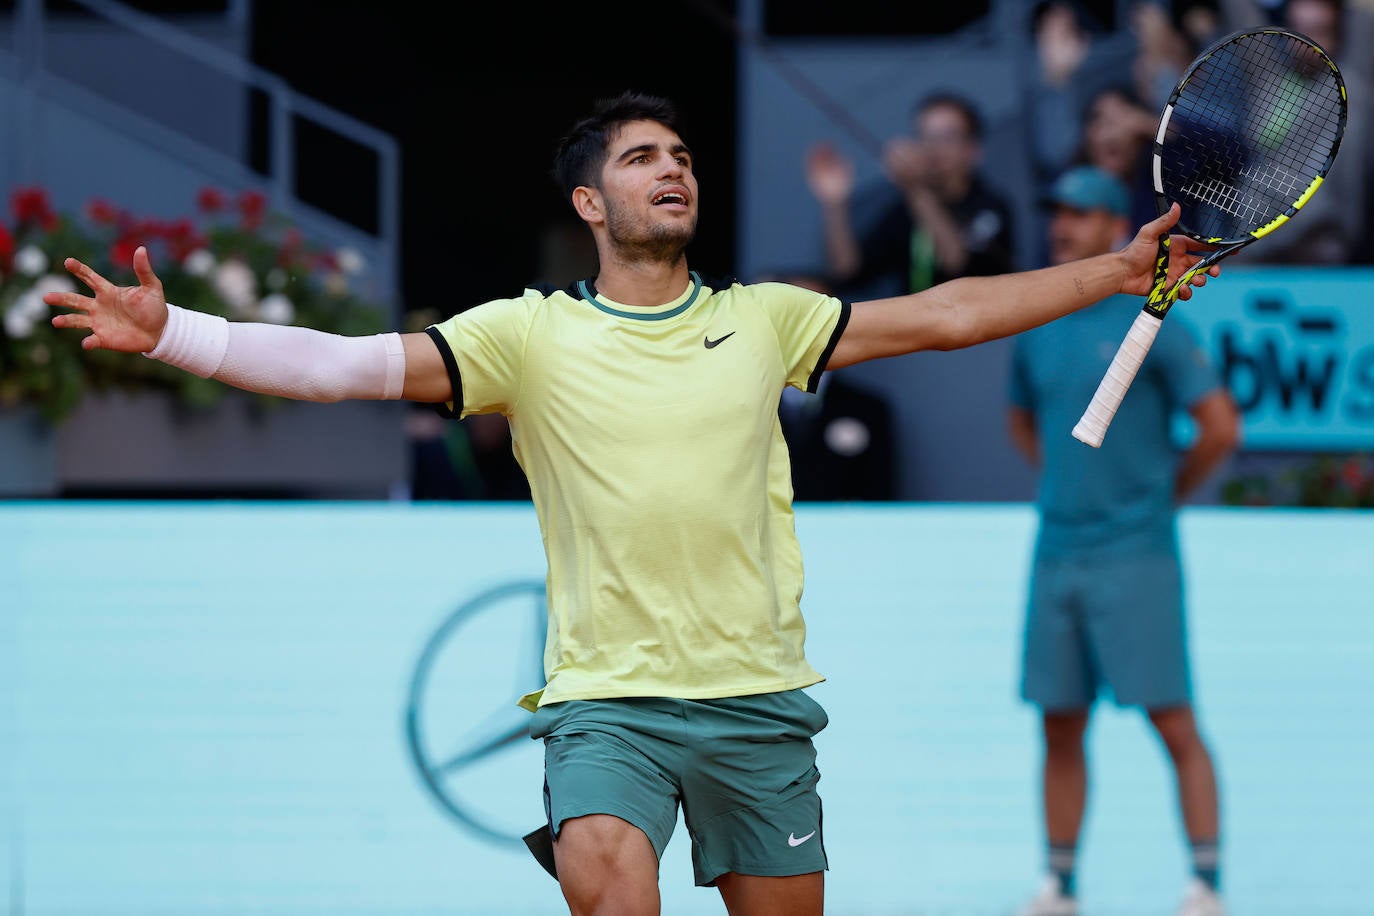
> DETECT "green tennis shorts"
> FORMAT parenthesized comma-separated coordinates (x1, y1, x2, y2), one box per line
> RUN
(1021, 550, 1192, 711)
(527, 688, 829, 886)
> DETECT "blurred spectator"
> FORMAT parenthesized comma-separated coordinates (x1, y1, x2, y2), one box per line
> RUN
(1025, 1, 1134, 192)
(1281, 0, 1352, 45)
(1220, 0, 1373, 263)
(1078, 85, 1159, 229)
(408, 408, 531, 501)
(403, 306, 530, 501)
(804, 91, 1015, 301)
(1174, 0, 1228, 51)
(779, 374, 898, 502)
(1027, 83, 1158, 266)
(757, 269, 899, 501)
(1010, 164, 1240, 916)
(1126, 1, 1229, 109)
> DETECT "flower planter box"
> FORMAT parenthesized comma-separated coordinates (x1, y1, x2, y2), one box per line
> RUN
(0, 404, 59, 497)
(54, 390, 408, 499)
(2, 184, 394, 493)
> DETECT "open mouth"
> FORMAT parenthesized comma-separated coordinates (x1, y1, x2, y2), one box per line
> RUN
(652, 190, 687, 207)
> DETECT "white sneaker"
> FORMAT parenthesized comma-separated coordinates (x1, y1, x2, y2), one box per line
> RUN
(1176, 878, 1226, 916)
(1017, 875, 1078, 916)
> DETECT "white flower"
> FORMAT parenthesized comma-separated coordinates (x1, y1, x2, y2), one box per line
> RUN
(183, 249, 216, 277)
(324, 272, 349, 297)
(212, 259, 258, 316)
(3, 302, 35, 338)
(33, 273, 75, 299)
(15, 287, 49, 321)
(265, 268, 289, 291)
(335, 247, 365, 276)
(258, 293, 295, 325)
(15, 276, 74, 330)
(14, 245, 48, 277)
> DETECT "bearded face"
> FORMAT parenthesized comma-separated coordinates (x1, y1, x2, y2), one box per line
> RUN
(602, 192, 697, 261)
(587, 119, 700, 265)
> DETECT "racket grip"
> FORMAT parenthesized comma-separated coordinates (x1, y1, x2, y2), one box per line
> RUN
(1071, 310, 1165, 448)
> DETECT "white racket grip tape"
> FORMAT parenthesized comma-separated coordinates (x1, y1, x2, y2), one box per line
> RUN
(1071, 310, 1164, 447)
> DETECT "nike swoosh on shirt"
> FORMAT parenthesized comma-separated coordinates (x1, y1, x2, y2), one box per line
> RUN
(787, 831, 816, 847)
(704, 332, 735, 349)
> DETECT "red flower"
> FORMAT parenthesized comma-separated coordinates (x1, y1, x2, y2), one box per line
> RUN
(134, 218, 168, 239)
(0, 223, 13, 271)
(164, 219, 206, 261)
(197, 187, 226, 213)
(109, 236, 140, 268)
(12, 187, 58, 231)
(273, 227, 305, 267)
(1341, 457, 1366, 492)
(238, 190, 267, 230)
(86, 198, 120, 225)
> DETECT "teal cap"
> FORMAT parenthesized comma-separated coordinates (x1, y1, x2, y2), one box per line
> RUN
(1043, 165, 1131, 218)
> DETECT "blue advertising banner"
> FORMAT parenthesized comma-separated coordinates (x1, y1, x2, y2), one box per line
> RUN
(1181, 267, 1374, 449)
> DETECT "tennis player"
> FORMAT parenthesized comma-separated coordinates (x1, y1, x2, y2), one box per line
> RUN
(47, 92, 1220, 916)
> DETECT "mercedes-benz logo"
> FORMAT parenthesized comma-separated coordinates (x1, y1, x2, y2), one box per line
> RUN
(405, 580, 548, 846)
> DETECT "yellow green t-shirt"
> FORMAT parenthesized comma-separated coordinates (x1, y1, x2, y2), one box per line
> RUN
(426, 272, 850, 711)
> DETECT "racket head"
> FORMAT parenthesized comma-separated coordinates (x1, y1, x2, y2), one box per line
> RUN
(1152, 27, 1347, 245)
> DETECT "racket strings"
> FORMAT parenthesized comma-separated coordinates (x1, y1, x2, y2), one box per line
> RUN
(1181, 160, 1308, 223)
(1161, 31, 1344, 240)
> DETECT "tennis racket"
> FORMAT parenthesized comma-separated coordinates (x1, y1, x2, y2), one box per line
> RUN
(1071, 27, 1346, 447)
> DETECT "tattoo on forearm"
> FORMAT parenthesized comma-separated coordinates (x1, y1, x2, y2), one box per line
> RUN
(1074, 278, 1085, 296)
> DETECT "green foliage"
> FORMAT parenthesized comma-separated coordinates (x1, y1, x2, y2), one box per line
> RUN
(1221, 453, 1374, 509)
(0, 186, 389, 422)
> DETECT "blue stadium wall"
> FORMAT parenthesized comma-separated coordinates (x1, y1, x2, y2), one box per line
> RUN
(4, 502, 1372, 915)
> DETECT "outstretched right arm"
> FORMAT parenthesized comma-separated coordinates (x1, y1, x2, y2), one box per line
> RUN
(46, 246, 456, 405)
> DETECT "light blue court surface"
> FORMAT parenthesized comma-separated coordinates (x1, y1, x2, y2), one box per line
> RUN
(2, 503, 1372, 915)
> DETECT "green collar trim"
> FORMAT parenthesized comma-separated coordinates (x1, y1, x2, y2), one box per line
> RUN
(577, 271, 703, 320)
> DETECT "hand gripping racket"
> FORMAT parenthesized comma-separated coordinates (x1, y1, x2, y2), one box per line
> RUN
(1071, 27, 1346, 447)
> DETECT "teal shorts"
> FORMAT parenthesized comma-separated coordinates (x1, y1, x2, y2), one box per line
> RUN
(1021, 551, 1193, 711)
(527, 689, 829, 886)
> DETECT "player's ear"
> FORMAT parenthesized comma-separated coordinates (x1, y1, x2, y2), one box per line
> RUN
(572, 186, 603, 225)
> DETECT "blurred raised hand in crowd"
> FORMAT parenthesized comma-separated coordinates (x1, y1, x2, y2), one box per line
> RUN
(804, 92, 1015, 300)
(1129, 1, 1201, 107)
(1026, 2, 1133, 188)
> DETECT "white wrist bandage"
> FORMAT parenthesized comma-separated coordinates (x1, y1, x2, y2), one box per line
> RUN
(144, 303, 229, 377)
(145, 303, 406, 401)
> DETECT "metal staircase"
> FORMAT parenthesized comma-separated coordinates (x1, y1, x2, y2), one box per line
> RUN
(0, 0, 400, 312)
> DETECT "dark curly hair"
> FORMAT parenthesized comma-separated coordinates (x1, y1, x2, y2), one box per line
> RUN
(552, 91, 685, 202)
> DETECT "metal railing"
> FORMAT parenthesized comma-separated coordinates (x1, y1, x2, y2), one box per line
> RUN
(0, 0, 401, 309)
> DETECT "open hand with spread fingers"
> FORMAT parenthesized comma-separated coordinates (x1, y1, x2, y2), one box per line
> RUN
(46, 245, 169, 353)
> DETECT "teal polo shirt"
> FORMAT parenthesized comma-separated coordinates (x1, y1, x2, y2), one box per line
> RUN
(1009, 295, 1223, 557)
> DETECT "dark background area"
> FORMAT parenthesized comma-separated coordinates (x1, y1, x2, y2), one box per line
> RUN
(247, 0, 741, 317)
(89, 0, 1135, 317)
